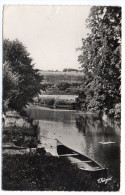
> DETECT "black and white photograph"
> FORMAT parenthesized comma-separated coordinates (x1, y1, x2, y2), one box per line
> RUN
(1, 2, 123, 192)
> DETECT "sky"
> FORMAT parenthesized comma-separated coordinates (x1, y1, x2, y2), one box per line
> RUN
(3, 5, 91, 71)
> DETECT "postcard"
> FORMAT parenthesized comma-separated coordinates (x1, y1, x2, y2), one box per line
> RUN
(0, 0, 124, 193)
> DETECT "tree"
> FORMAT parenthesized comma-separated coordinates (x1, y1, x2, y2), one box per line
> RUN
(3, 39, 44, 111)
(3, 61, 20, 111)
(3, 62, 19, 99)
(77, 6, 121, 116)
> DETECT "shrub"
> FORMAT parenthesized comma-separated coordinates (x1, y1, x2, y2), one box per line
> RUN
(40, 97, 55, 106)
(56, 82, 71, 91)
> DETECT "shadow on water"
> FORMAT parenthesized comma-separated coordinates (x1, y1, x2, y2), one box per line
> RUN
(75, 114, 120, 183)
(27, 106, 120, 189)
(75, 114, 120, 136)
(75, 115, 87, 135)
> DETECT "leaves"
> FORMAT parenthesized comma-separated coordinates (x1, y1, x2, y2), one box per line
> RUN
(3, 39, 44, 111)
(77, 6, 121, 115)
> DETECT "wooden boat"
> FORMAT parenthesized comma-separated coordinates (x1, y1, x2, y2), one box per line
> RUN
(56, 140, 106, 173)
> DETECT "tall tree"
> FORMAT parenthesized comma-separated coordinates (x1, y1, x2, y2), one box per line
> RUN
(78, 6, 121, 116)
(3, 61, 20, 111)
(3, 39, 43, 111)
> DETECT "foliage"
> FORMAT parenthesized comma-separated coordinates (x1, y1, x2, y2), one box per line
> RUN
(3, 62, 19, 111)
(77, 6, 121, 116)
(39, 95, 76, 107)
(56, 98, 74, 105)
(40, 82, 53, 91)
(56, 82, 71, 91)
(3, 39, 43, 111)
(108, 103, 121, 118)
(40, 97, 55, 106)
(39, 71, 84, 95)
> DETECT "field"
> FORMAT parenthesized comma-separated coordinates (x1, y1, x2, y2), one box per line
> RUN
(40, 71, 84, 83)
(39, 71, 84, 95)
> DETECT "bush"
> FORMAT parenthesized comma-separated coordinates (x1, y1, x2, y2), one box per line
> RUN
(40, 97, 55, 106)
(56, 82, 71, 91)
(114, 103, 121, 118)
(108, 103, 121, 118)
(56, 99, 73, 106)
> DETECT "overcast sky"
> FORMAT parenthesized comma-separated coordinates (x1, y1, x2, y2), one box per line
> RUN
(3, 5, 91, 71)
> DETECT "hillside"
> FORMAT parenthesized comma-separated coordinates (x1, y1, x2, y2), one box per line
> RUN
(39, 71, 84, 95)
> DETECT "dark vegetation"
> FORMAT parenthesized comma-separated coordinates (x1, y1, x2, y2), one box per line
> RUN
(2, 153, 119, 191)
(3, 39, 43, 112)
(63, 68, 79, 72)
(3, 125, 38, 148)
(76, 6, 121, 119)
(75, 114, 120, 135)
(38, 96, 76, 108)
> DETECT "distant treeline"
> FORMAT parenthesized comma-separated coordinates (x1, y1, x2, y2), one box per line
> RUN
(63, 68, 82, 72)
(39, 69, 82, 73)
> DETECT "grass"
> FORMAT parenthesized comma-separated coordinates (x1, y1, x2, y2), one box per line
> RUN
(2, 152, 119, 191)
(40, 71, 84, 83)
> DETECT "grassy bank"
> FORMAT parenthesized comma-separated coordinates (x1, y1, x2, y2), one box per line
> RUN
(35, 95, 77, 109)
(2, 111, 38, 149)
(3, 126, 37, 149)
(2, 152, 119, 191)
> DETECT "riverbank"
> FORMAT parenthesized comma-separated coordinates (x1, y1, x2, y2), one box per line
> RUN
(2, 110, 120, 191)
(33, 94, 120, 120)
(2, 111, 37, 150)
(34, 94, 77, 109)
(3, 151, 119, 191)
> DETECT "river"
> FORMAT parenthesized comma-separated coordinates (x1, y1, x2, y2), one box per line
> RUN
(27, 106, 120, 184)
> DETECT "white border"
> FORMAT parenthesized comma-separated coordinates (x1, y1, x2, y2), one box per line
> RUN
(0, 0, 124, 6)
(0, 0, 125, 195)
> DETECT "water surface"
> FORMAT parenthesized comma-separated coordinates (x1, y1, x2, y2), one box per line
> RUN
(27, 106, 120, 182)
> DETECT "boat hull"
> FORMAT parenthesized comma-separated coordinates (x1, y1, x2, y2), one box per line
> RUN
(57, 140, 107, 173)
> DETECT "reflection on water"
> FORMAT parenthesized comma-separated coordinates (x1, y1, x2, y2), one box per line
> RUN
(27, 106, 120, 181)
